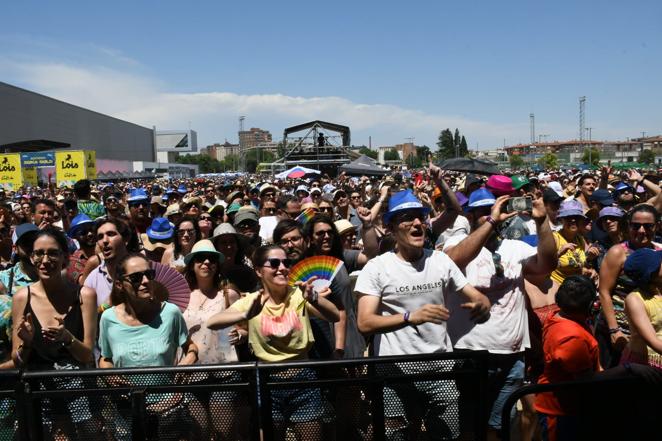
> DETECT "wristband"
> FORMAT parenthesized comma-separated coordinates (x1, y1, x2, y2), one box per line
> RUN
(403, 311, 411, 324)
(608, 327, 621, 335)
(486, 216, 497, 227)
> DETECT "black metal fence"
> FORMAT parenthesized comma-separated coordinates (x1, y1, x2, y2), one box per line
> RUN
(0, 351, 489, 441)
(500, 370, 662, 441)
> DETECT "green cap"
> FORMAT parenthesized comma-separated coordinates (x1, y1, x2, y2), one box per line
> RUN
(226, 202, 242, 214)
(511, 175, 530, 190)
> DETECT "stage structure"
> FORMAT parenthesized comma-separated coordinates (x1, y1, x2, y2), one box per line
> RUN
(275, 120, 354, 175)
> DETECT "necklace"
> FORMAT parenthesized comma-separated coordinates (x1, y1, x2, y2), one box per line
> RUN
(197, 289, 217, 310)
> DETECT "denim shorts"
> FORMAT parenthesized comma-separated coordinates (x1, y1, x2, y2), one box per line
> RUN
(269, 368, 325, 424)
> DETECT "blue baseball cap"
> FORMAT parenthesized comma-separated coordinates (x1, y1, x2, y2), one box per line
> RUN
(383, 190, 430, 224)
(68, 214, 94, 238)
(613, 182, 634, 193)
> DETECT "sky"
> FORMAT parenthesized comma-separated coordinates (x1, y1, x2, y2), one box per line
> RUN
(2, 0, 661, 150)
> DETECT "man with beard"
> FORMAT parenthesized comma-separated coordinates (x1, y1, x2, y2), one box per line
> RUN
(67, 214, 96, 285)
(275, 194, 302, 220)
(272, 219, 364, 359)
(127, 189, 151, 234)
(443, 189, 557, 440)
(356, 189, 491, 440)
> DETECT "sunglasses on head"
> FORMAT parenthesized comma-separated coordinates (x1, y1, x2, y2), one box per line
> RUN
(263, 258, 293, 269)
(123, 269, 156, 286)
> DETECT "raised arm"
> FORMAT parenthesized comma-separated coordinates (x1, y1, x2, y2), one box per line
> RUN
(523, 197, 558, 279)
(429, 159, 462, 237)
(445, 195, 514, 271)
(598, 246, 628, 348)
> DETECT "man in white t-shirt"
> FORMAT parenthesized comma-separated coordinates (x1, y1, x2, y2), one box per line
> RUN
(444, 188, 557, 440)
(356, 189, 490, 440)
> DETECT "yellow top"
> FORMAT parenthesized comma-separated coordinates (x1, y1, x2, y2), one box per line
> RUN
(627, 290, 662, 368)
(550, 231, 587, 285)
(231, 287, 314, 362)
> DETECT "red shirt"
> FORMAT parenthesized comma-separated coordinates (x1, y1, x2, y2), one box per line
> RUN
(534, 314, 601, 415)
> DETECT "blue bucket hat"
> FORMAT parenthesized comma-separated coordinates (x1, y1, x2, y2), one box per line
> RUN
(465, 188, 496, 211)
(177, 184, 187, 195)
(147, 217, 174, 241)
(557, 200, 586, 219)
(128, 188, 149, 203)
(383, 190, 430, 224)
(624, 248, 662, 288)
(68, 214, 94, 238)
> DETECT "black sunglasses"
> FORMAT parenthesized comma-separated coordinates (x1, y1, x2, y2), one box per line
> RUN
(263, 258, 293, 269)
(629, 222, 655, 231)
(123, 269, 156, 286)
(128, 201, 147, 208)
(193, 253, 218, 263)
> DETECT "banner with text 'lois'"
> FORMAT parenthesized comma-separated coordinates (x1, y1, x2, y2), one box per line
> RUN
(55, 150, 88, 187)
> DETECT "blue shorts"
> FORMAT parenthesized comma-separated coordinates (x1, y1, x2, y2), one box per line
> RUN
(487, 355, 525, 430)
(269, 368, 325, 424)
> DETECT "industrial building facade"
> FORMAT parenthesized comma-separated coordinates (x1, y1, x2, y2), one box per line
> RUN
(0, 81, 155, 162)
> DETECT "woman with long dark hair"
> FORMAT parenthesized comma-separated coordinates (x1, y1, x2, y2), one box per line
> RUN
(12, 228, 97, 439)
(98, 253, 198, 440)
(161, 216, 200, 273)
(212, 223, 257, 292)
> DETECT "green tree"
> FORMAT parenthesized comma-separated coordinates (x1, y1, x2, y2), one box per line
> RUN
(639, 149, 656, 164)
(244, 149, 276, 173)
(510, 154, 525, 169)
(436, 129, 455, 160)
(223, 154, 239, 171)
(384, 149, 400, 161)
(581, 148, 600, 166)
(358, 146, 378, 160)
(537, 153, 559, 169)
(460, 136, 468, 157)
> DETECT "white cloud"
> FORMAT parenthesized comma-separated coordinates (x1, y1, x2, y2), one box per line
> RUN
(2, 57, 579, 149)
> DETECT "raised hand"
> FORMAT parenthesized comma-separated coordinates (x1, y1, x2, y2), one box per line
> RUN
(296, 276, 320, 304)
(42, 316, 67, 343)
(243, 291, 267, 320)
(428, 155, 442, 181)
(531, 197, 547, 221)
(490, 195, 517, 224)
(357, 206, 373, 225)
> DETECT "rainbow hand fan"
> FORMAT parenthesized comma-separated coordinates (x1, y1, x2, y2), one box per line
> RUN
(288, 256, 344, 289)
(295, 207, 316, 225)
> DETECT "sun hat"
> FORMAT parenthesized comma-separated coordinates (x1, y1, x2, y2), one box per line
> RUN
(383, 190, 430, 224)
(226, 202, 242, 215)
(184, 239, 224, 266)
(259, 184, 278, 196)
(150, 196, 166, 207)
(334, 219, 355, 236)
(624, 248, 662, 289)
(301, 201, 319, 211)
(511, 175, 530, 190)
(590, 189, 615, 207)
(557, 200, 587, 219)
(234, 209, 259, 226)
(486, 175, 514, 196)
(12, 223, 39, 246)
(208, 204, 225, 216)
(226, 190, 244, 204)
(310, 187, 322, 195)
(213, 223, 240, 238)
(127, 188, 149, 203)
(147, 217, 174, 240)
(140, 234, 172, 252)
(466, 188, 496, 210)
(165, 204, 181, 218)
(68, 214, 94, 238)
(597, 206, 624, 221)
(548, 181, 564, 197)
(333, 189, 348, 200)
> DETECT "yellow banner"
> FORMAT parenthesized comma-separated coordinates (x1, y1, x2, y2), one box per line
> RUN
(0, 154, 24, 191)
(55, 151, 87, 187)
(22, 168, 38, 187)
(85, 150, 97, 180)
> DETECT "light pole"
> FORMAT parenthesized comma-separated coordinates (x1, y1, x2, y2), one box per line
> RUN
(585, 127, 593, 166)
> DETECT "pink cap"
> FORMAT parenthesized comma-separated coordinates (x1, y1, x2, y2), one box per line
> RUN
(486, 175, 514, 196)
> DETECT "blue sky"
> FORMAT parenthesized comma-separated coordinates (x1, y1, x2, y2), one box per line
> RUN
(2, 0, 661, 149)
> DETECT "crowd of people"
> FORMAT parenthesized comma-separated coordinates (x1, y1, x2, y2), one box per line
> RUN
(1, 162, 662, 440)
